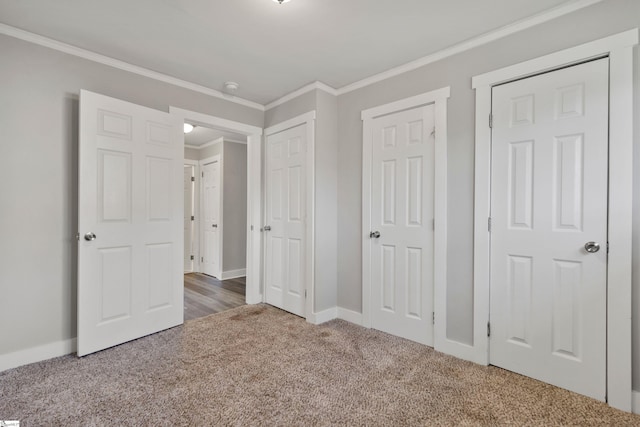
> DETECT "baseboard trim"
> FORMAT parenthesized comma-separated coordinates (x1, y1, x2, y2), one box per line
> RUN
(0, 338, 77, 373)
(307, 307, 338, 325)
(337, 307, 363, 325)
(632, 391, 640, 414)
(220, 268, 246, 280)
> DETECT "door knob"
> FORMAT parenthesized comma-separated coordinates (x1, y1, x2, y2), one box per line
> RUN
(584, 241, 600, 253)
(84, 232, 97, 241)
(370, 231, 381, 239)
(212, 224, 218, 228)
(263, 225, 272, 231)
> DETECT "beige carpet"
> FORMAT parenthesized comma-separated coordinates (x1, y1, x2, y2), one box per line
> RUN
(1, 304, 638, 426)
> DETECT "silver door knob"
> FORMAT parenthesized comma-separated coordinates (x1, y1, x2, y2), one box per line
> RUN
(84, 232, 97, 241)
(212, 224, 218, 228)
(263, 225, 271, 231)
(584, 241, 600, 253)
(370, 231, 381, 239)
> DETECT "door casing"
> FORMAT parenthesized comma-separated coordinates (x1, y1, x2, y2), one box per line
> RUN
(264, 111, 316, 322)
(171, 107, 263, 304)
(361, 87, 450, 350)
(472, 29, 637, 411)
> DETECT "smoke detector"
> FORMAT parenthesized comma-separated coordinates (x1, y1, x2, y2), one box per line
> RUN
(224, 81, 239, 92)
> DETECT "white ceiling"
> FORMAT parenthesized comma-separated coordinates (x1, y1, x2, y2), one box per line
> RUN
(0, 0, 585, 105)
(185, 125, 246, 147)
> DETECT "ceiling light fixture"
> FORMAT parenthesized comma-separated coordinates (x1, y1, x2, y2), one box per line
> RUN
(273, 0, 290, 4)
(224, 81, 240, 92)
(184, 123, 194, 134)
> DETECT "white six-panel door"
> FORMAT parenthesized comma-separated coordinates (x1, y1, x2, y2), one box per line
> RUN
(369, 105, 435, 345)
(201, 159, 221, 278)
(265, 124, 306, 317)
(78, 90, 183, 356)
(184, 165, 195, 272)
(489, 58, 609, 400)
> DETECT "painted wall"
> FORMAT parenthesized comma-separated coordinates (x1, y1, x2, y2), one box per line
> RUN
(0, 34, 263, 357)
(221, 141, 248, 273)
(335, 0, 640, 386)
(184, 146, 200, 161)
(265, 89, 339, 313)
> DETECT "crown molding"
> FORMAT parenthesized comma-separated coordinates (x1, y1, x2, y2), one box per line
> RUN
(0, 23, 265, 111)
(335, 0, 604, 95)
(265, 81, 338, 111)
(2, 0, 604, 112)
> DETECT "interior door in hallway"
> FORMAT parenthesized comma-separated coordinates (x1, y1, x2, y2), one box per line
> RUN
(78, 90, 183, 356)
(264, 123, 307, 317)
(489, 58, 609, 400)
(368, 104, 435, 346)
(201, 158, 221, 278)
(184, 165, 195, 272)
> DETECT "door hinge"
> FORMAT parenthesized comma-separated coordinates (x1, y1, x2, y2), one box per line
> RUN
(432, 218, 435, 231)
(190, 255, 194, 261)
(607, 242, 609, 254)
(432, 312, 435, 325)
(191, 176, 195, 182)
(304, 289, 307, 298)
(201, 257, 204, 262)
(489, 113, 493, 128)
(202, 171, 204, 177)
(191, 215, 195, 221)
(487, 322, 491, 337)
(488, 217, 492, 232)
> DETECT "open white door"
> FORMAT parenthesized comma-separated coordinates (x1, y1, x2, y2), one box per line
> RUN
(201, 157, 222, 278)
(78, 90, 183, 356)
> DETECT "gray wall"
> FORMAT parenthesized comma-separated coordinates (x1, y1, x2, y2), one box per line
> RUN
(222, 141, 248, 272)
(184, 146, 200, 161)
(336, 0, 640, 385)
(0, 34, 263, 356)
(265, 89, 339, 313)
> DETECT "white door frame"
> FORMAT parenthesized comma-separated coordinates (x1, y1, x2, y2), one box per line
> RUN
(170, 107, 263, 304)
(471, 29, 638, 411)
(264, 111, 316, 321)
(184, 160, 199, 273)
(199, 154, 223, 278)
(361, 86, 450, 348)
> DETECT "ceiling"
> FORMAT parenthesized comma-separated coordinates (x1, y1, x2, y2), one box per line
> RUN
(0, 0, 587, 105)
(185, 125, 246, 147)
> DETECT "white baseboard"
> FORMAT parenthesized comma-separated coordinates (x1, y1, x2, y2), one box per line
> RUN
(632, 390, 640, 414)
(308, 307, 338, 325)
(337, 307, 363, 325)
(0, 338, 77, 373)
(220, 268, 246, 280)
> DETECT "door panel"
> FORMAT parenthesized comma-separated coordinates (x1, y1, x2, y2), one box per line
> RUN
(201, 160, 221, 278)
(490, 58, 608, 400)
(369, 104, 435, 346)
(78, 90, 183, 356)
(265, 124, 306, 317)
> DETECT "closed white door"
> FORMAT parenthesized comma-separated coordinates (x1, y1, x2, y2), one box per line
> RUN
(265, 124, 306, 316)
(369, 105, 435, 345)
(184, 165, 195, 272)
(78, 90, 183, 356)
(490, 58, 608, 400)
(201, 159, 221, 278)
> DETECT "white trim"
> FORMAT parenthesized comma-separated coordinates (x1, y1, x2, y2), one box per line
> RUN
(632, 391, 640, 414)
(308, 307, 338, 325)
(0, 339, 77, 373)
(185, 138, 247, 150)
(199, 154, 223, 279)
(220, 268, 247, 280)
(361, 87, 450, 350)
(472, 29, 637, 412)
(265, 81, 337, 110)
(263, 111, 316, 322)
(171, 107, 263, 305)
(337, 0, 604, 95)
(0, 24, 264, 112)
(337, 307, 363, 326)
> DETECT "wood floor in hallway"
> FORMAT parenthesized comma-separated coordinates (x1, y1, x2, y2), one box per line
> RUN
(184, 273, 246, 321)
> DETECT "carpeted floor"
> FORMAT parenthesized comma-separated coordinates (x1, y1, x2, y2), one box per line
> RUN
(1, 304, 639, 426)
